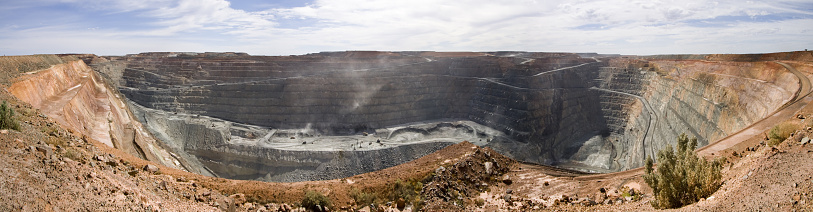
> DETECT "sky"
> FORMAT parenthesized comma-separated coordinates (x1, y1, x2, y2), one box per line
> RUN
(1, 0, 812, 56)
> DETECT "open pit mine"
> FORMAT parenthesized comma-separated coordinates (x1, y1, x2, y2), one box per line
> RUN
(7, 51, 810, 183)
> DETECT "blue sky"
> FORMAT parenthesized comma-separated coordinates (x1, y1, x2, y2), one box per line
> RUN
(1, 0, 812, 56)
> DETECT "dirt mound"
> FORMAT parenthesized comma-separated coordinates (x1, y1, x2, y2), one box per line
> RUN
(422, 147, 513, 211)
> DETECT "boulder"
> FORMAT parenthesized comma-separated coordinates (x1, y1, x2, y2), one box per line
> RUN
(395, 197, 406, 210)
(358, 206, 370, 212)
(579, 198, 596, 206)
(435, 166, 446, 175)
(502, 175, 513, 185)
(280, 203, 292, 212)
(484, 162, 493, 175)
(36, 145, 53, 157)
(143, 164, 159, 173)
(229, 193, 246, 205)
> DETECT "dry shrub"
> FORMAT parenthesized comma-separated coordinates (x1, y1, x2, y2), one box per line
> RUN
(0, 101, 20, 131)
(63, 147, 84, 161)
(695, 72, 716, 85)
(385, 179, 424, 209)
(644, 133, 723, 209)
(301, 190, 331, 211)
(768, 122, 797, 146)
(349, 188, 378, 206)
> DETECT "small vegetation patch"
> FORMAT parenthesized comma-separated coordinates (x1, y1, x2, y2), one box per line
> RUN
(644, 133, 723, 209)
(768, 122, 797, 146)
(300, 190, 331, 211)
(474, 197, 485, 207)
(0, 101, 20, 131)
(63, 147, 84, 161)
(386, 179, 424, 209)
(349, 188, 378, 207)
(695, 72, 717, 85)
(350, 177, 426, 210)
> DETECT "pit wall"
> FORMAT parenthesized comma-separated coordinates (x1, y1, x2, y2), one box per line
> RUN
(130, 102, 454, 182)
(599, 59, 798, 170)
(645, 51, 813, 62)
(6, 58, 184, 171)
(110, 52, 799, 175)
(117, 54, 608, 169)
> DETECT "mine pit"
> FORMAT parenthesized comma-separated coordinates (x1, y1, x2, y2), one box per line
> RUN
(19, 51, 797, 183)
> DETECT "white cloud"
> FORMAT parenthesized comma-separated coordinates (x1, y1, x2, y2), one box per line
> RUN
(258, 0, 812, 53)
(0, 0, 811, 55)
(118, 0, 277, 36)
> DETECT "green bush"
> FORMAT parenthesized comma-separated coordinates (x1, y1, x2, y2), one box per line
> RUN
(301, 190, 331, 211)
(768, 122, 796, 146)
(0, 101, 20, 131)
(644, 133, 723, 209)
(350, 188, 378, 206)
(349, 178, 425, 209)
(388, 179, 421, 201)
(387, 179, 424, 209)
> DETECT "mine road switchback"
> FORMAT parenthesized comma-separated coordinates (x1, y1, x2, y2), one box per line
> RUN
(524, 60, 813, 181)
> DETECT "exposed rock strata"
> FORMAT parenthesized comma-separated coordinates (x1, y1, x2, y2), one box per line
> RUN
(7, 57, 184, 170)
(592, 59, 797, 170)
(82, 51, 800, 178)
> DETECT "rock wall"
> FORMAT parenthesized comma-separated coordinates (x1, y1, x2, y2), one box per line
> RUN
(130, 102, 454, 181)
(645, 51, 813, 62)
(6, 57, 184, 171)
(119, 55, 601, 138)
(110, 52, 619, 176)
(101, 51, 801, 177)
(594, 59, 798, 170)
